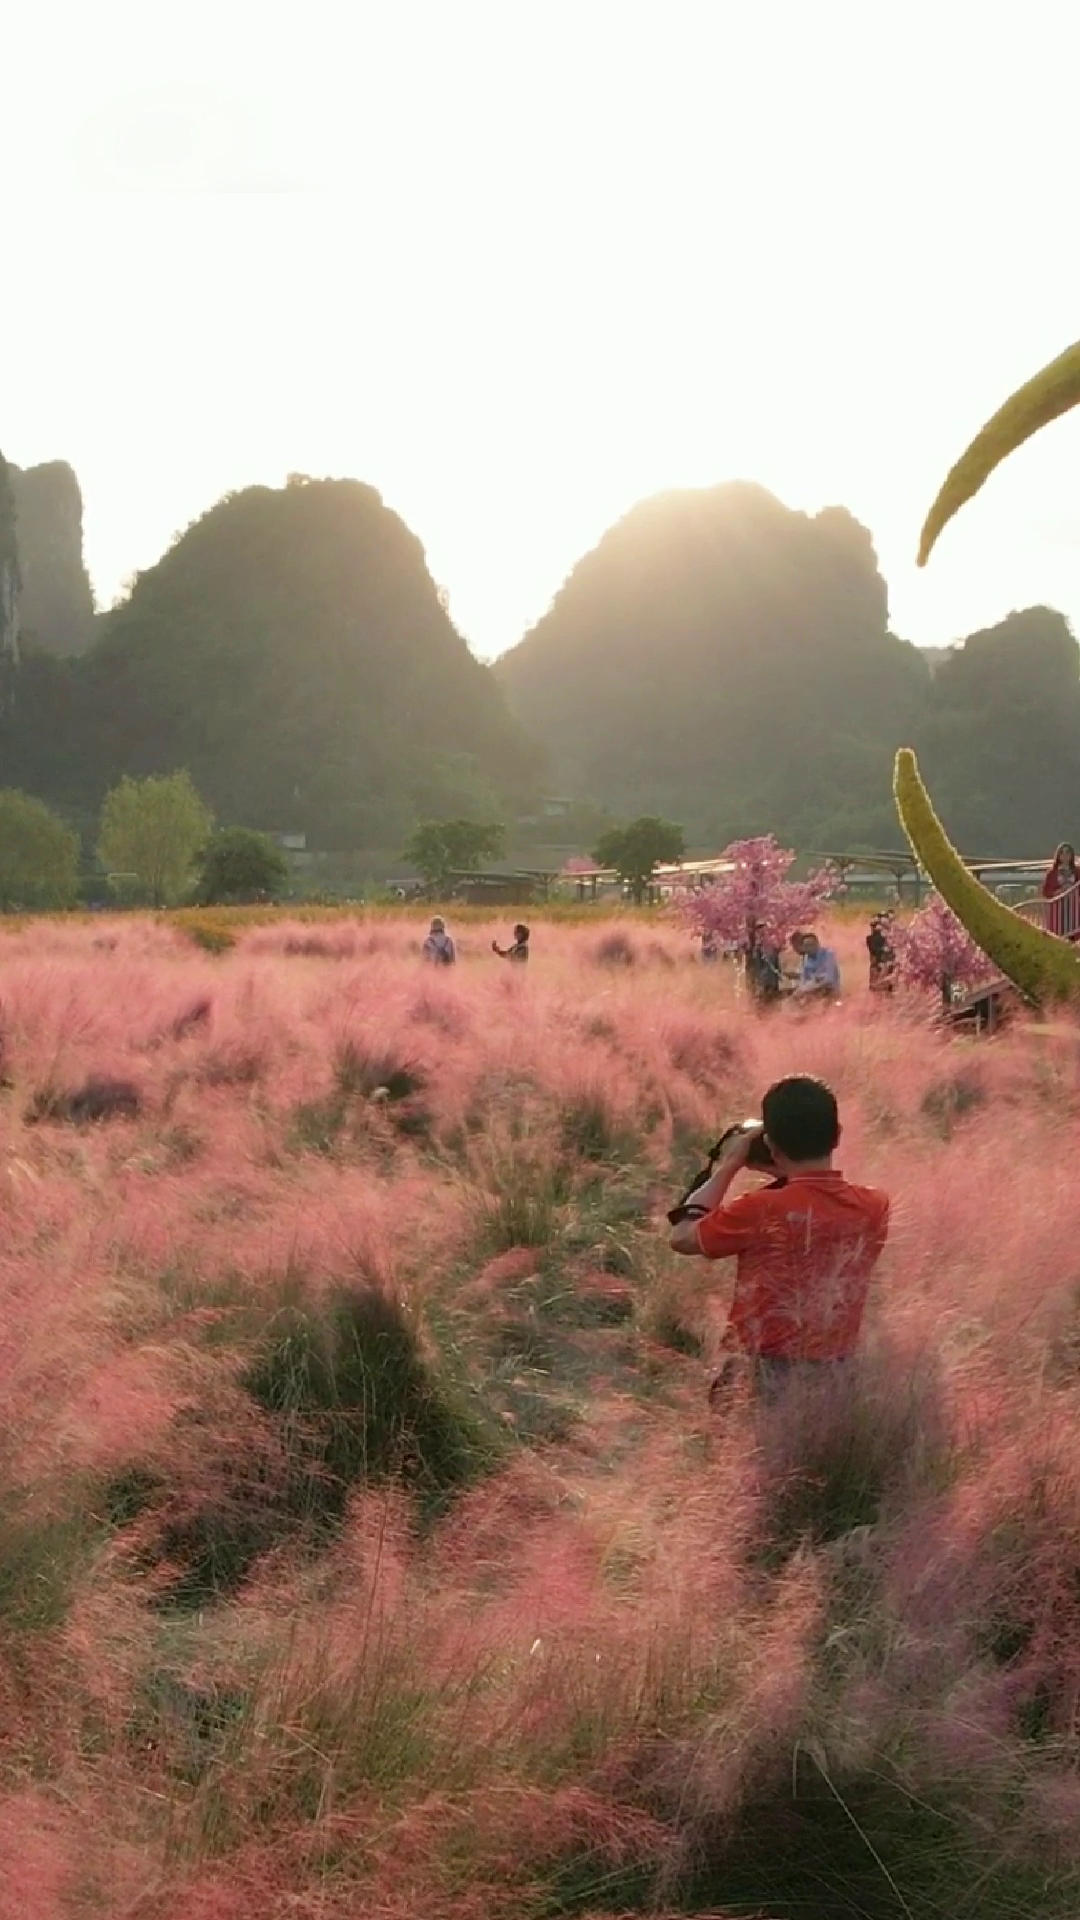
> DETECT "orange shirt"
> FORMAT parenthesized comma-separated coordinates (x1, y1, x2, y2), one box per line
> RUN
(695, 1171, 889, 1361)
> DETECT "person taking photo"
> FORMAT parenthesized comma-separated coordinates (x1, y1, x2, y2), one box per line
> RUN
(669, 1076, 889, 1402)
(492, 923, 530, 962)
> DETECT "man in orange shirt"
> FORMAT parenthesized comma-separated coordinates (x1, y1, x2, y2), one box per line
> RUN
(669, 1076, 889, 1401)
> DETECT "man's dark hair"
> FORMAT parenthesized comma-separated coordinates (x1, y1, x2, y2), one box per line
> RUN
(515, 924, 530, 941)
(761, 1075, 839, 1161)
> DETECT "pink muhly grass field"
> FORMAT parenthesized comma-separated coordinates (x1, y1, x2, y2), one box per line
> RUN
(0, 912, 1079, 1917)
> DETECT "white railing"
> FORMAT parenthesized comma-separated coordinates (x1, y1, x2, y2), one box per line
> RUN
(1016, 880, 1080, 938)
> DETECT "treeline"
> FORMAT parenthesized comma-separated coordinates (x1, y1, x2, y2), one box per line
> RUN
(0, 771, 290, 911)
(496, 484, 1080, 859)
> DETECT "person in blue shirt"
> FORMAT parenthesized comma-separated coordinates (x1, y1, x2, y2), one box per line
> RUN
(791, 930, 841, 1001)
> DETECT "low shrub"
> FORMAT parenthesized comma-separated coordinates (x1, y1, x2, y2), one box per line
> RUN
(595, 930, 636, 967)
(181, 917, 236, 955)
(921, 1066, 987, 1134)
(25, 1075, 142, 1125)
(168, 996, 213, 1041)
(559, 1087, 622, 1161)
(476, 1151, 571, 1252)
(243, 1281, 498, 1524)
(288, 1095, 349, 1155)
(334, 1039, 424, 1103)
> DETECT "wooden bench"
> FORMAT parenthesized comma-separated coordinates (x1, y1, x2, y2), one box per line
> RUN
(944, 977, 1024, 1034)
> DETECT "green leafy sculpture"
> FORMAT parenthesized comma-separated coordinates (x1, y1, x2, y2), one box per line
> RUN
(896, 339, 1080, 1004)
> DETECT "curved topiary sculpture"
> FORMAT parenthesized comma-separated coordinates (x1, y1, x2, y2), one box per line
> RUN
(905, 339, 1080, 1003)
(918, 338, 1080, 565)
(893, 749, 1080, 1005)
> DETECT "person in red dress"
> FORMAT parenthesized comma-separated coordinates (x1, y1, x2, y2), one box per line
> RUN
(1042, 843, 1080, 940)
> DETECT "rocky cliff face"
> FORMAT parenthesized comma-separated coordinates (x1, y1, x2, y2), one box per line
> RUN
(0, 453, 19, 672)
(9, 461, 95, 655)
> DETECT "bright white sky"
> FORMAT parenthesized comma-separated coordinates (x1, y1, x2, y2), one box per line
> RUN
(4, 0, 1080, 660)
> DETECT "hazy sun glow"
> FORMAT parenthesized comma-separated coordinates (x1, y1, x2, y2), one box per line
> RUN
(6, 0, 1080, 657)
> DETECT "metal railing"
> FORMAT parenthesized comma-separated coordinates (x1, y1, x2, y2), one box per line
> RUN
(1016, 879, 1080, 938)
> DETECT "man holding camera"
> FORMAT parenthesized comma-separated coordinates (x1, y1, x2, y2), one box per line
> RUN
(668, 1077, 889, 1402)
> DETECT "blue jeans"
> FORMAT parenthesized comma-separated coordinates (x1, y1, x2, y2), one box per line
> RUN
(708, 1354, 853, 1409)
(752, 1355, 851, 1404)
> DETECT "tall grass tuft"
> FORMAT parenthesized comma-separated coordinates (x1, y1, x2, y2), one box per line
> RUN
(243, 1280, 498, 1523)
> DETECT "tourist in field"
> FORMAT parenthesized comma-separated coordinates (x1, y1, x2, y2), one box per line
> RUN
(866, 912, 896, 991)
(744, 923, 783, 1002)
(668, 1076, 890, 1403)
(422, 916, 457, 965)
(1042, 843, 1080, 940)
(790, 929, 840, 1001)
(492, 923, 530, 963)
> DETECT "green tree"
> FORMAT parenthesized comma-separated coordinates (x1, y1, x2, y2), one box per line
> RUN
(404, 819, 505, 893)
(194, 827, 289, 905)
(0, 789, 78, 910)
(593, 816, 685, 903)
(99, 771, 212, 907)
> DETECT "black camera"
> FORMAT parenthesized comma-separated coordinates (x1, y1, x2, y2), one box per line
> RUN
(667, 1121, 776, 1225)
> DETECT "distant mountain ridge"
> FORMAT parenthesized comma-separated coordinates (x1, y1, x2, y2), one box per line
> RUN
(496, 482, 926, 849)
(495, 482, 1080, 856)
(0, 475, 542, 845)
(1, 465, 1077, 858)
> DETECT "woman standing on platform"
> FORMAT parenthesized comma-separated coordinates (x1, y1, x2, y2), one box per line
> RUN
(1042, 843, 1080, 940)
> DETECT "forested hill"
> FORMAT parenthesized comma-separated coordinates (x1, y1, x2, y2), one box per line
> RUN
(495, 483, 1080, 856)
(2, 468, 1077, 858)
(0, 476, 543, 847)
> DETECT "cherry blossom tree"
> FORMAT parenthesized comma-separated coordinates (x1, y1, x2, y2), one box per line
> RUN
(891, 892, 996, 1008)
(680, 835, 836, 950)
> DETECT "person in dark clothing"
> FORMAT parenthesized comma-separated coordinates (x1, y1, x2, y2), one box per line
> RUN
(492, 923, 530, 963)
(1043, 844, 1080, 940)
(866, 913, 896, 992)
(423, 917, 457, 965)
(744, 923, 783, 1003)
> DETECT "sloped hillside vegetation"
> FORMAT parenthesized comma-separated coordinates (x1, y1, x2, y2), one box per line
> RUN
(0, 476, 543, 846)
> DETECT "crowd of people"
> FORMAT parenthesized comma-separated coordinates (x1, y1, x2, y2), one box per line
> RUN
(426, 834, 1078, 990)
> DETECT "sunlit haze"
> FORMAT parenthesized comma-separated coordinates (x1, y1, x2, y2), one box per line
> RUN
(6, 0, 1080, 658)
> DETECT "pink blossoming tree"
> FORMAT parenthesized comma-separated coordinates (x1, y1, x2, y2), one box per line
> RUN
(892, 893, 996, 1007)
(680, 835, 836, 950)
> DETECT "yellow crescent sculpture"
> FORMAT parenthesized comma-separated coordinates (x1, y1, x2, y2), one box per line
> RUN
(918, 339, 1080, 566)
(893, 749, 1080, 1004)
(907, 339, 1080, 998)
